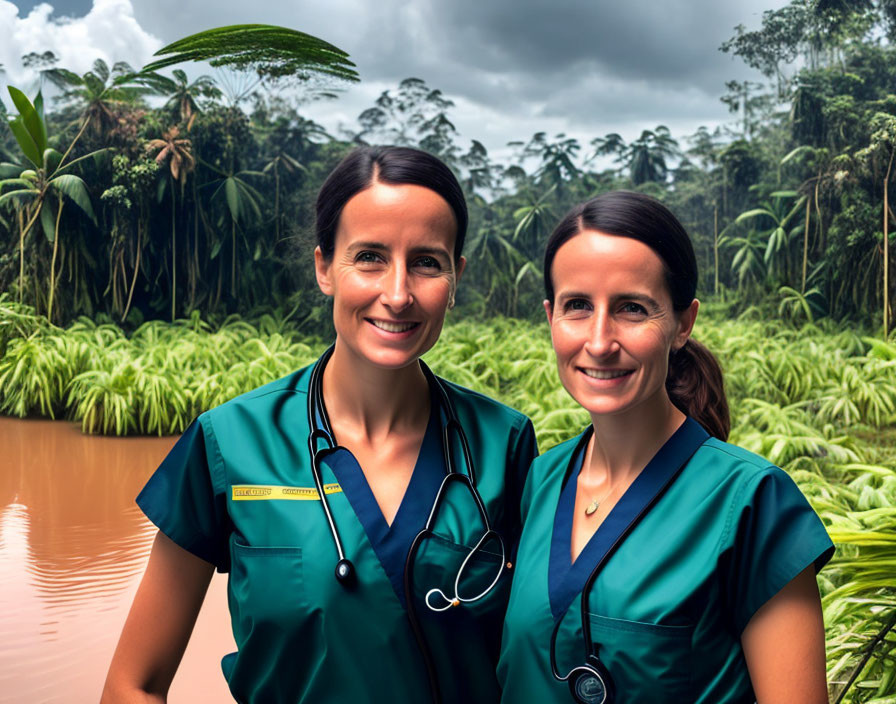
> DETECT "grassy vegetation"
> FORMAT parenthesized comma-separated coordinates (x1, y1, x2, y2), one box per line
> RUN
(1, 295, 894, 701)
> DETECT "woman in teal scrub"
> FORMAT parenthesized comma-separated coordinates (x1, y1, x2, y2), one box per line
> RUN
(498, 191, 833, 704)
(102, 146, 536, 704)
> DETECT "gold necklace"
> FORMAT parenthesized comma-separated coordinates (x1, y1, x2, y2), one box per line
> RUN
(583, 481, 615, 516)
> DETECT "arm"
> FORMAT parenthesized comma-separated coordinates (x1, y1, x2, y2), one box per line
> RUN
(741, 565, 828, 704)
(101, 531, 215, 703)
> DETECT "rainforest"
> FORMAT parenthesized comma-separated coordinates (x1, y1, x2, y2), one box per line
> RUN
(2, 2, 896, 702)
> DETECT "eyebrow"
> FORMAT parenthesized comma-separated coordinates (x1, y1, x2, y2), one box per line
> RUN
(346, 241, 451, 258)
(555, 290, 662, 310)
(555, 290, 591, 302)
(614, 292, 662, 310)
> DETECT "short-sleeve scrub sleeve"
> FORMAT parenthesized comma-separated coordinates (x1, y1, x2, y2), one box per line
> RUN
(136, 416, 231, 572)
(719, 465, 834, 635)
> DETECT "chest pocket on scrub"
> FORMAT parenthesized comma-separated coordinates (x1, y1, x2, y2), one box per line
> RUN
(587, 613, 694, 702)
(229, 539, 308, 635)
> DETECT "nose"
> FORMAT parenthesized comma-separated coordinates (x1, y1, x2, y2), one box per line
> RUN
(583, 310, 619, 358)
(379, 263, 413, 311)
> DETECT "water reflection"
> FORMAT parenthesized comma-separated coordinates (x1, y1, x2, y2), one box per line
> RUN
(0, 417, 233, 703)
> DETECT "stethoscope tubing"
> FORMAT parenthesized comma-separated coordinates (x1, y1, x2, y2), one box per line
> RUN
(551, 421, 696, 702)
(306, 346, 350, 569)
(307, 346, 501, 704)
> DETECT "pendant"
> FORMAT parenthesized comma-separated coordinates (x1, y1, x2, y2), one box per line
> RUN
(584, 499, 599, 516)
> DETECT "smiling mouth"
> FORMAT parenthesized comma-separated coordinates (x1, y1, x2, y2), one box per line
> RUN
(580, 368, 632, 380)
(368, 319, 420, 333)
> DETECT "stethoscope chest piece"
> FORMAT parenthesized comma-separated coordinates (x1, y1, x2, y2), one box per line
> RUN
(568, 657, 614, 704)
(335, 558, 356, 585)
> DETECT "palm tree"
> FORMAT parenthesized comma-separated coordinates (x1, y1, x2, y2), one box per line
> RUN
(0, 87, 99, 320)
(734, 191, 806, 286)
(522, 132, 581, 191)
(43, 59, 160, 152)
(512, 184, 557, 260)
(156, 69, 221, 126)
(146, 126, 195, 320)
(261, 150, 304, 242)
(718, 226, 767, 293)
(622, 126, 680, 185)
(204, 164, 265, 302)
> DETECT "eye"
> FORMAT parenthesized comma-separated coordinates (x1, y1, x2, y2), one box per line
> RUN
(413, 255, 441, 270)
(355, 250, 383, 264)
(563, 298, 591, 312)
(619, 301, 648, 315)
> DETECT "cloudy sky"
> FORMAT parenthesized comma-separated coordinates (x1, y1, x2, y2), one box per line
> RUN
(1, 0, 787, 159)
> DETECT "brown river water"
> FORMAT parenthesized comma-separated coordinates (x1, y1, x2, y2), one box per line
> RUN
(0, 416, 235, 703)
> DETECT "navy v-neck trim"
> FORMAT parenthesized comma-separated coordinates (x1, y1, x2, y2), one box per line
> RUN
(321, 393, 444, 607)
(548, 417, 709, 620)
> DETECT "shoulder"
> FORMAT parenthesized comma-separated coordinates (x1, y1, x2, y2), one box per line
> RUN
(439, 377, 531, 435)
(688, 436, 790, 492)
(685, 436, 826, 549)
(202, 365, 312, 420)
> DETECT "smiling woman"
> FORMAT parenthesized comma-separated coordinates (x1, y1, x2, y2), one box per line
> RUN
(498, 191, 833, 704)
(315, 179, 465, 374)
(101, 146, 537, 704)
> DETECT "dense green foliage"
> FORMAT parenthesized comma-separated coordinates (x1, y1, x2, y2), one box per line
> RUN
(3, 1, 896, 330)
(0, 299, 894, 700)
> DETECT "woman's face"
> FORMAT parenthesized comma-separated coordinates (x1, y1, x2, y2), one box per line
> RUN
(315, 181, 465, 370)
(545, 229, 697, 421)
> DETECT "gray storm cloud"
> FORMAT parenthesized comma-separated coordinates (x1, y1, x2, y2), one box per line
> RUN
(4, 0, 784, 152)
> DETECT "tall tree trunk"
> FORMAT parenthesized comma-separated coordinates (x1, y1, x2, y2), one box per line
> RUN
(231, 220, 237, 299)
(275, 166, 280, 243)
(47, 199, 65, 323)
(802, 196, 810, 293)
(19, 202, 42, 303)
(170, 177, 177, 322)
(713, 204, 719, 296)
(884, 150, 894, 336)
(814, 176, 823, 258)
(122, 222, 142, 323)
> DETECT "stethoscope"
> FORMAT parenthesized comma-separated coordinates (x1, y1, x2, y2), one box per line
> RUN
(306, 345, 507, 704)
(549, 419, 703, 704)
(549, 429, 616, 704)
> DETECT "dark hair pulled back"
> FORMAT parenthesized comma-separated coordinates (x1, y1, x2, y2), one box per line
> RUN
(315, 145, 468, 263)
(543, 191, 730, 440)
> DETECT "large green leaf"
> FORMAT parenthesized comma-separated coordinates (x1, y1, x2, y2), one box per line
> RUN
(41, 67, 84, 90)
(7, 87, 47, 157)
(40, 200, 55, 242)
(50, 174, 95, 223)
(0, 178, 37, 190)
(0, 163, 24, 179)
(0, 188, 39, 206)
(734, 208, 771, 224)
(224, 177, 240, 222)
(142, 24, 359, 84)
(7, 117, 42, 168)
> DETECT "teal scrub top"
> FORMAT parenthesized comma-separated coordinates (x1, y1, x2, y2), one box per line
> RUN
(498, 417, 834, 704)
(137, 358, 537, 704)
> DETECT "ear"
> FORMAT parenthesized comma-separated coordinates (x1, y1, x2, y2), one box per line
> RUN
(672, 299, 699, 351)
(543, 299, 554, 325)
(454, 255, 467, 282)
(314, 246, 333, 296)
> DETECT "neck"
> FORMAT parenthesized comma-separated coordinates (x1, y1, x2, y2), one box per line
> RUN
(321, 339, 430, 442)
(584, 393, 685, 486)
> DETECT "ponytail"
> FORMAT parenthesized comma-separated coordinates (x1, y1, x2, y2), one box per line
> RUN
(667, 338, 730, 441)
